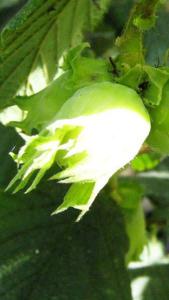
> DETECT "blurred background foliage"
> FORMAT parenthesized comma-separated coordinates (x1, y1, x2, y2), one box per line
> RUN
(1, 1, 169, 299)
(0, 0, 27, 27)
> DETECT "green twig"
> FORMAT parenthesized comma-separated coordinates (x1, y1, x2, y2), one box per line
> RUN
(116, 0, 161, 67)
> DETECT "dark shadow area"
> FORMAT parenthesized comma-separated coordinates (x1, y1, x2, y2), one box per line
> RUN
(0, 0, 28, 28)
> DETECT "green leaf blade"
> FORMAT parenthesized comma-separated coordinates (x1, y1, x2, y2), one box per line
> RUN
(0, 0, 112, 109)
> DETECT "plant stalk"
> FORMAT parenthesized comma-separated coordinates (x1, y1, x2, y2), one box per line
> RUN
(116, 0, 161, 67)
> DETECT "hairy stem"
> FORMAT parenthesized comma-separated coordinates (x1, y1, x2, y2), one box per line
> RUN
(116, 0, 161, 67)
